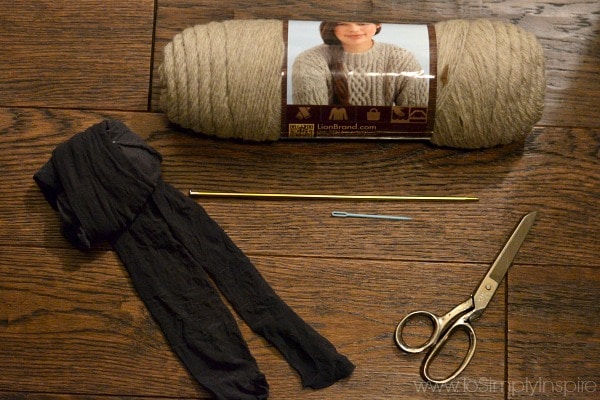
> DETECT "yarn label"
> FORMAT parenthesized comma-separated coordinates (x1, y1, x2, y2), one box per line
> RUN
(282, 21, 436, 139)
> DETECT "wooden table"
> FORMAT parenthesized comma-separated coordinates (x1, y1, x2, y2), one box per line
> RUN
(1, 1, 598, 399)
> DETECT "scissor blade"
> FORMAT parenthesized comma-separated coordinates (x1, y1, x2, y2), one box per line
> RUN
(472, 211, 537, 312)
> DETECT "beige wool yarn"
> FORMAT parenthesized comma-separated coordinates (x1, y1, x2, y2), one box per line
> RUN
(159, 19, 545, 149)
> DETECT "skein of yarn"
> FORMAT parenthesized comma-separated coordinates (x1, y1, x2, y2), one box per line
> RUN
(159, 19, 545, 149)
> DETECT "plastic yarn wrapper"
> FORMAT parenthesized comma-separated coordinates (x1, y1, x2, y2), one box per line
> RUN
(159, 19, 546, 149)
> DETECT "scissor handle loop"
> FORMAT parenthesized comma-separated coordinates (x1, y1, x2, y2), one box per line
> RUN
(394, 310, 442, 353)
(421, 317, 477, 384)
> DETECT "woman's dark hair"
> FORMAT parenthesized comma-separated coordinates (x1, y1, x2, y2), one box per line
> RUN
(319, 22, 381, 105)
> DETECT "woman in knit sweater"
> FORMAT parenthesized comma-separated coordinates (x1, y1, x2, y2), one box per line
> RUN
(292, 22, 428, 107)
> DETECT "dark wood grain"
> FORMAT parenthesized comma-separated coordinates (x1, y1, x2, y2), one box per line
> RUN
(0, 1, 155, 110)
(1, 109, 597, 267)
(1, 1, 599, 399)
(507, 265, 600, 399)
(0, 246, 506, 399)
(1, 106, 597, 398)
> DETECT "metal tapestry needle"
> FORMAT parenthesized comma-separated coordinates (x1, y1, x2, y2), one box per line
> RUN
(331, 211, 412, 221)
(188, 190, 478, 202)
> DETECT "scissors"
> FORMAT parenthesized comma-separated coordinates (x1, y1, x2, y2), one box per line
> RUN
(395, 211, 537, 384)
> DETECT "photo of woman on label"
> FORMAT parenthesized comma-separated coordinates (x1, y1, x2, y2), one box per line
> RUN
(292, 22, 429, 107)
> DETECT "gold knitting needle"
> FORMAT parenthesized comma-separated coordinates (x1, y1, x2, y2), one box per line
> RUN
(188, 190, 478, 201)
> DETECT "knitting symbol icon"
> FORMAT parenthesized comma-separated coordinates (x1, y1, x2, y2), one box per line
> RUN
(295, 107, 312, 120)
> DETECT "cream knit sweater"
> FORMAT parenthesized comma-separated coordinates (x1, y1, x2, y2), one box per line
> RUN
(292, 42, 428, 107)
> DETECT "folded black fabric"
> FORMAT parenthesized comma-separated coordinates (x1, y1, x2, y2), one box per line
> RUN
(33, 120, 354, 399)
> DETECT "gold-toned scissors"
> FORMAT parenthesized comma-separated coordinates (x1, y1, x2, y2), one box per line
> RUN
(395, 211, 537, 384)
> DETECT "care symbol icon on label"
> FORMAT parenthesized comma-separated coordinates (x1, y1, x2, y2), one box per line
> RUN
(391, 106, 409, 123)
